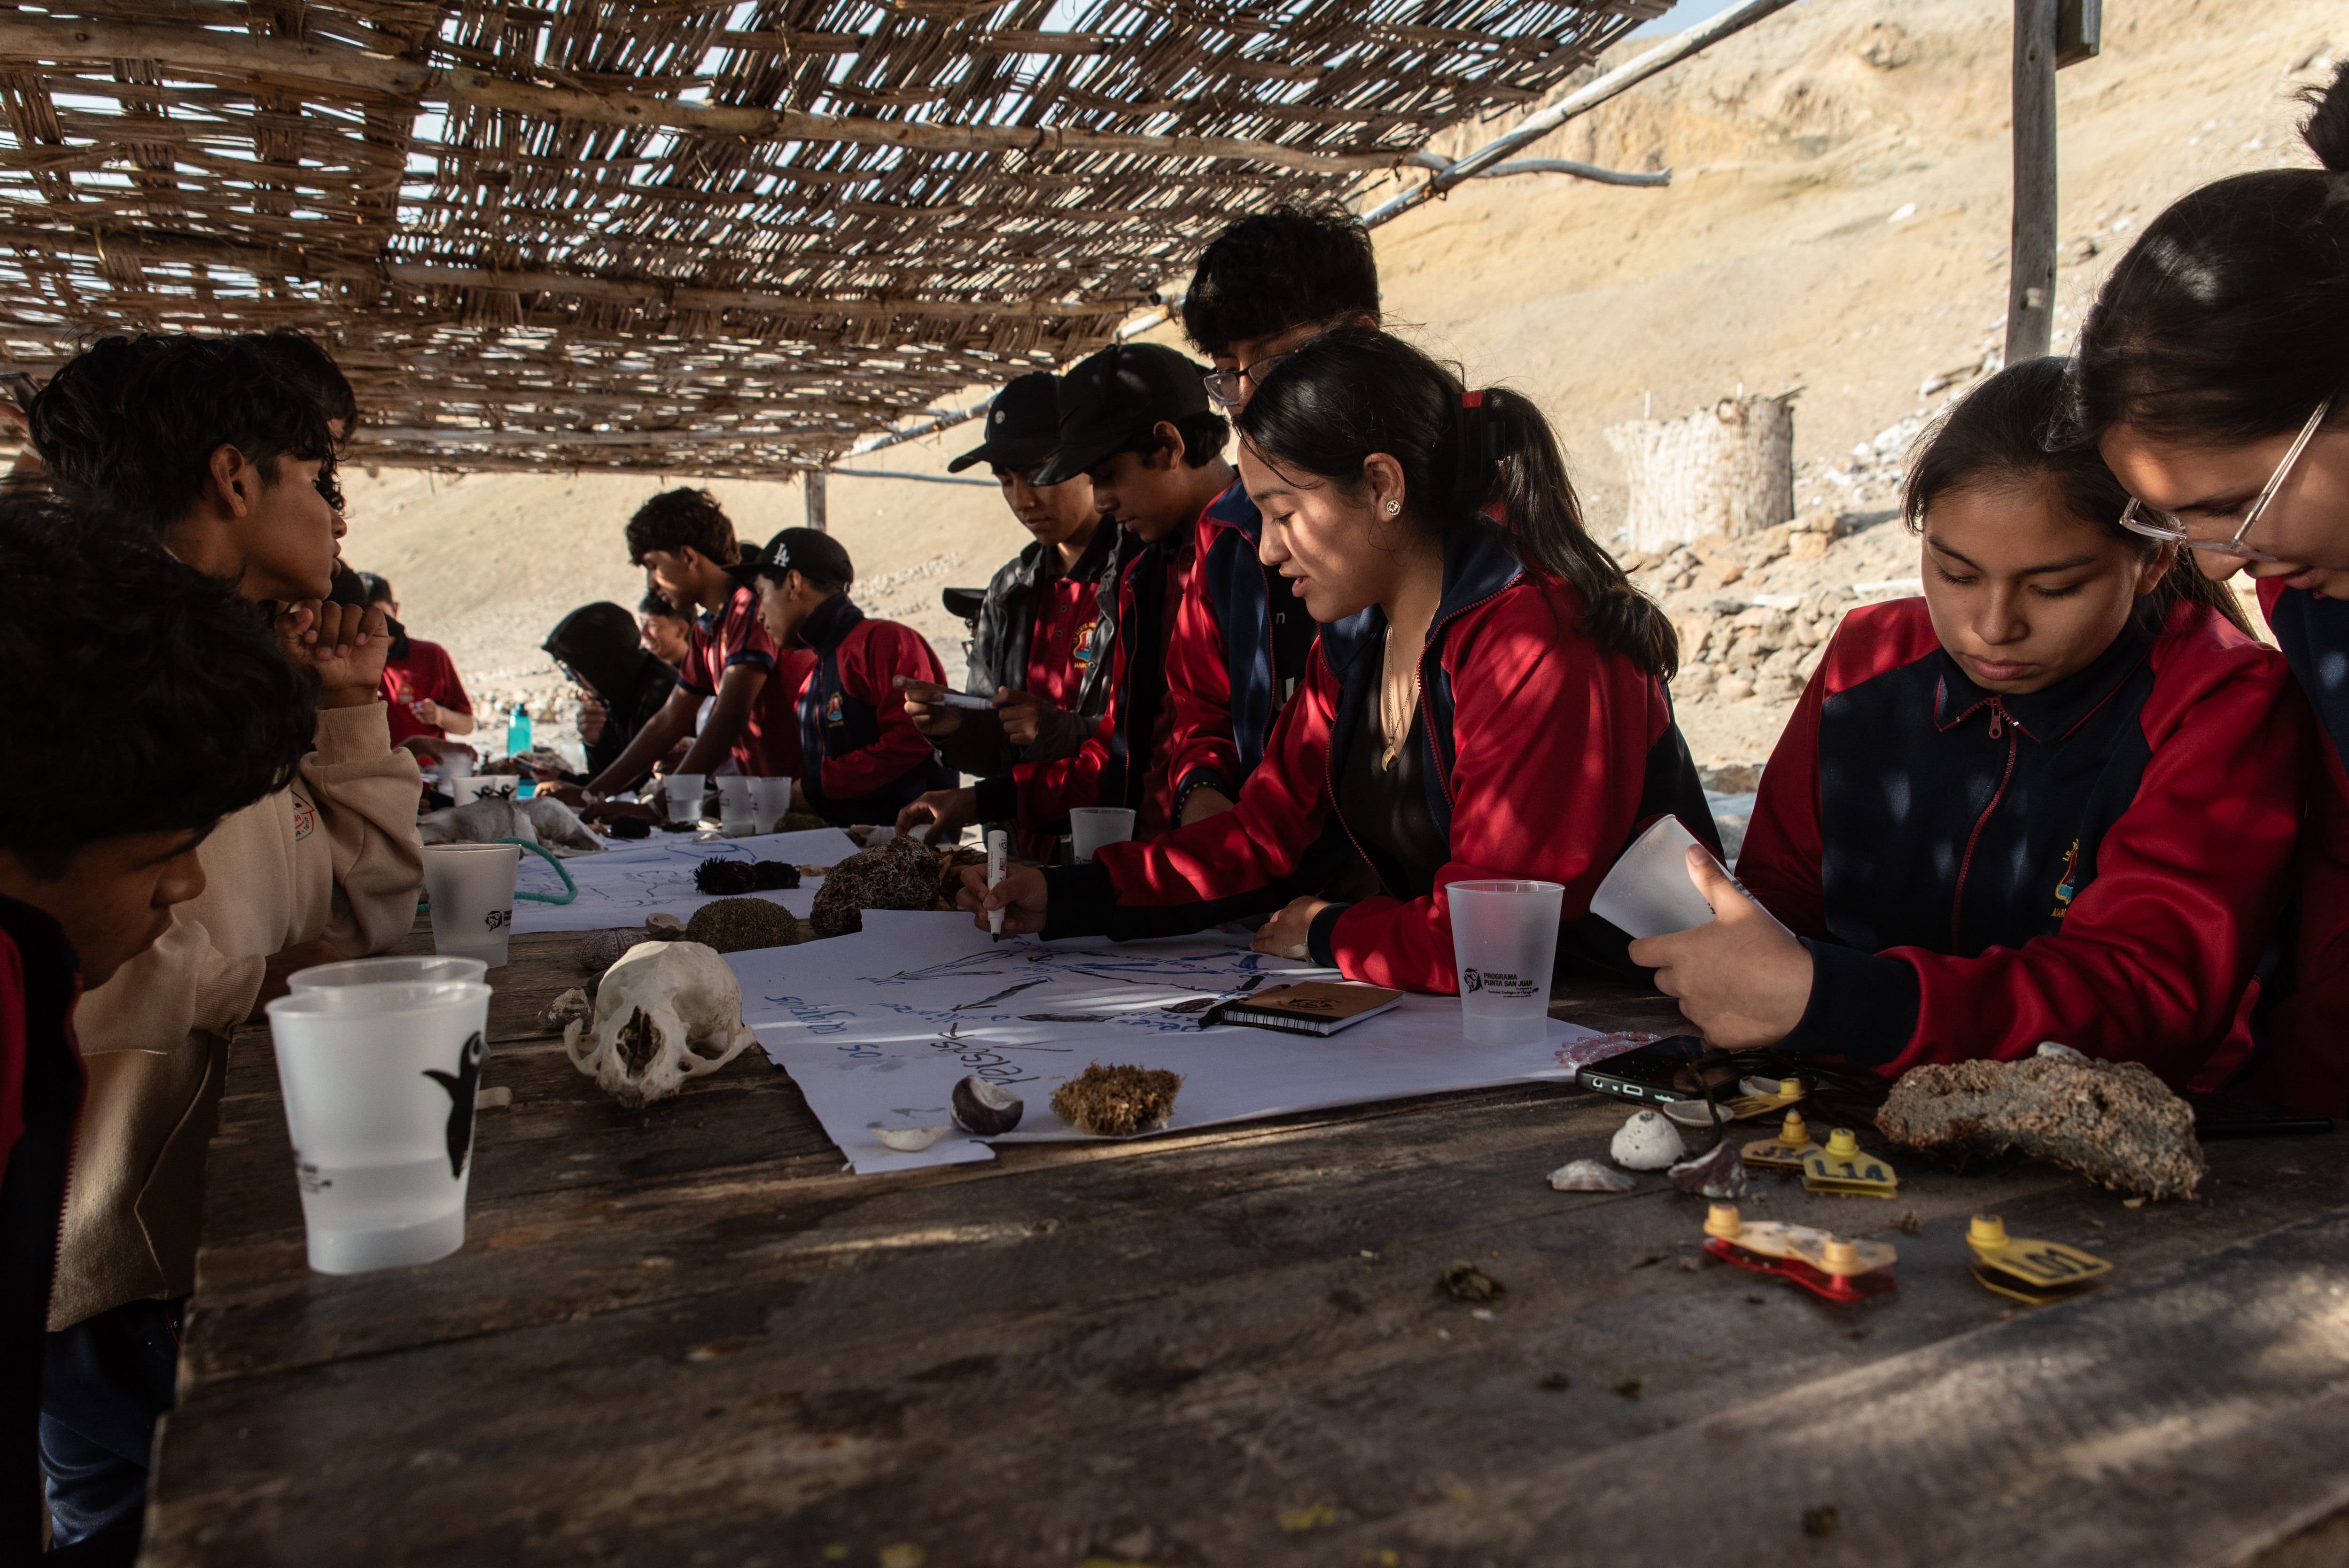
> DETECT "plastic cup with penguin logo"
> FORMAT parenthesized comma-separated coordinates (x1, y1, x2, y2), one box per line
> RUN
(264, 980, 493, 1273)
(1447, 879, 1564, 1044)
(289, 955, 488, 991)
(751, 776, 795, 834)
(1068, 806, 1136, 863)
(420, 844, 520, 968)
(716, 776, 756, 836)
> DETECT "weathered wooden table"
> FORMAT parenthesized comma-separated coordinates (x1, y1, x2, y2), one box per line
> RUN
(142, 926, 2349, 1567)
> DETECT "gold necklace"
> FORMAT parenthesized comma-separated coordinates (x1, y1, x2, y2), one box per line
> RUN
(1378, 624, 1421, 771)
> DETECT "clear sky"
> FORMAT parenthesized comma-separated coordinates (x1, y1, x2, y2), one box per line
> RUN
(1630, 0, 1807, 39)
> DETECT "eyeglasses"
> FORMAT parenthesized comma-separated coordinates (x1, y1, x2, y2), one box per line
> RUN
(2118, 396, 2333, 561)
(1202, 349, 1297, 410)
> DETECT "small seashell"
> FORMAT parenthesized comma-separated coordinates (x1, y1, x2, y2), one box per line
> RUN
(574, 928, 648, 972)
(875, 1126, 949, 1152)
(950, 1075, 1025, 1135)
(1610, 1109, 1687, 1172)
(645, 912, 686, 937)
(539, 986, 594, 1033)
(1661, 1097, 1734, 1130)
(1549, 1159, 1638, 1193)
(1669, 1139, 1749, 1200)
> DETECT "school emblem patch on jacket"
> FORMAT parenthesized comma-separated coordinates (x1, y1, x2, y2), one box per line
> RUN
(826, 691, 846, 726)
(1072, 620, 1100, 666)
(290, 790, 318, 842)
(2050, 838, 2081, 920)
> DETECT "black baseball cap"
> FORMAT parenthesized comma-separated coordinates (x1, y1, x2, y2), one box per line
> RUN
(1033, 342, 1212, 488)
(731, 526, 855, 591)
(948, 371, 1061, 474)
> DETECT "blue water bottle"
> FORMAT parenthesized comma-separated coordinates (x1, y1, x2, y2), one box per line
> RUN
(506, 702, 532, 759)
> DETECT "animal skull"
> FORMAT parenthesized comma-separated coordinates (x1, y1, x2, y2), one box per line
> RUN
(562, 940, 755, 1108)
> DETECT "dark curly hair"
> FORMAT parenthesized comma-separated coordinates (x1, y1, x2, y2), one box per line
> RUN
(0, 493, 317, 876)
(638, 587, 692, 621)
(624, 487, 736, 567)
(1183, 201, 1381, 357)
(27, 333, 340, 540)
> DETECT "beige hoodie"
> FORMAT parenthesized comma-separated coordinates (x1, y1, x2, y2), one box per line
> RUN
(50, 701, 422, 1329)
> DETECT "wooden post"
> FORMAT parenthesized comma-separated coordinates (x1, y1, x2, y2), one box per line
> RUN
(804, 467, 827, 533)
(2007, 0, 2060, 365)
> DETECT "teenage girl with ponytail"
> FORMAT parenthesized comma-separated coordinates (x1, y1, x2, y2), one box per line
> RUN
(959, 328, 1718, 992)
(2064, 64, 2349, 1113)
(1632, 358, 2318, 1100)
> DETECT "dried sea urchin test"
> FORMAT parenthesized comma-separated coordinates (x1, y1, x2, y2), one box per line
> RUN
(1049, 1063, 1182, 1136)
(692, 860, 802, 896)
(682, 897, 802, 953)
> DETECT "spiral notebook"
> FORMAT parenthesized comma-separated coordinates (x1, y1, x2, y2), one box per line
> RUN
(1215, 982, 1405, 1037)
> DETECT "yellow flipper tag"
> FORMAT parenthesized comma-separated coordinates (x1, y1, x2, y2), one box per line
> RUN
(1964, 1214, 2111, 1304)
(1723, 1076, 1805, 1121)
(1742, 1110, 1821, 1171)
(1801, 1127, 1899, 1197)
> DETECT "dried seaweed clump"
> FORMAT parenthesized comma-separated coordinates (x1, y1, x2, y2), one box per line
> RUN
(1050, 1062, 1182, 1136)
(809, 834, 954, 938)
(1876, 1055, 2205, 1201)
(694, 859, 802, 895)
(682, 897, 803, 954)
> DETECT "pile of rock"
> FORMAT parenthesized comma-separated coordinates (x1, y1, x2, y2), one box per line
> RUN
(1616, 510, 1865, 702)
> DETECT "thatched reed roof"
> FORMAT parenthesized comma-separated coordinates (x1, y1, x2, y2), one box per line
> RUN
(0, 1, 1665, 477)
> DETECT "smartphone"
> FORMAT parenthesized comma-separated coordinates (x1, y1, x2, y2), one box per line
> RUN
(1577, 1035, 1714, 1104)
(934, 691, 994, 711)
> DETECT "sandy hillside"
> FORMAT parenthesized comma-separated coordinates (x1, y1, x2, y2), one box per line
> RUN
(341, 0, 2340, 764)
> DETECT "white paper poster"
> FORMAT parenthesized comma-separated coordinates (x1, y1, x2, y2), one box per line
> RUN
(512, 827, 861, 933)
(729, 911, 1648, 1174)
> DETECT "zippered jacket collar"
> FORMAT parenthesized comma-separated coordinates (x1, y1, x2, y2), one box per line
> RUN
(1931, 612, 2156, 741)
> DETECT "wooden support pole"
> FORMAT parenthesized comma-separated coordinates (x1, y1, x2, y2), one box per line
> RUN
(2007, 0, 2060, 365)
(805, 469, 828, 534)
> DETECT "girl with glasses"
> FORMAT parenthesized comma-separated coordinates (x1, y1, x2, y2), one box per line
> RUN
(2067, 62, 2349, 1114)
(1631, 360, 2321, 1105)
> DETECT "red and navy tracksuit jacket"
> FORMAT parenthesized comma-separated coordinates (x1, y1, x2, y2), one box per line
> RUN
(980, 525, 1192, 837)
(1041, 524, 1719, 992)
(1, 895, 84, 1557)
(1737, 596, 2311, 1094)
(794, 594, 954, 826)
(2246, 579, 2349, 1116)
(1162, 479, 1320, 816)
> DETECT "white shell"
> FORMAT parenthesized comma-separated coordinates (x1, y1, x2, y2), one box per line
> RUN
(1609, 1109, 1687, 1171)
(1661, 1098, 1733, 1130)
(562, 940, 755, 1109)
(646, 912, 685, 935)
(1548, 1159, 1638, 1193)
(875, 1126, 949, 1152)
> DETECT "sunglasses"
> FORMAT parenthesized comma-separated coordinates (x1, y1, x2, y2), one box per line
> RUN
(2118, 396, 2332, 561)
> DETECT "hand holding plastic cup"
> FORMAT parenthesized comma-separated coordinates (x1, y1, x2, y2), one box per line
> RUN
(665, 774, 706, 825)
(265, 979, 492, 1273)
(1069, 806, 1136, 864)
(1448, 878, 1564, 1045)
(420, 844, 519, 968)
(751, 776, 794, 834)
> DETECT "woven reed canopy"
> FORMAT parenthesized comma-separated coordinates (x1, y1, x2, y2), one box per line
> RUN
(0, 0, 1667, 476)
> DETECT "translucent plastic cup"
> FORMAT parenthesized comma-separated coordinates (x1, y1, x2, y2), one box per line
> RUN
(265, 980, 493, 1274)
(420, 844, 520, 968)
(291, 955, 488, 992)
(1449, 879, 1564, 1045)
(1070, 806, 1137, 863)
(752, 777, 795, 834)
(666, 774, 706, 825)
(717, 776, 756, 837)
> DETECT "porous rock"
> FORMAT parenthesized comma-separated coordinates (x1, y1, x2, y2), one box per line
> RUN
(1050, 1062, 1182, 1136)
(1875, 1056, 2205, 1201)
(682, 897, 803, 953)
(1668, 1139, 1748, 1200)
(809, 833, 953, 938)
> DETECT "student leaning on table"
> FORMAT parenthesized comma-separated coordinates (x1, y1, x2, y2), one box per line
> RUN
(2061, 64, 2349, 1114)
(0, 505, 322, 1566)
(958, 329, 1718, 991)
(25, 331, 424, 1552)
(1628, 360, 2318, 1105)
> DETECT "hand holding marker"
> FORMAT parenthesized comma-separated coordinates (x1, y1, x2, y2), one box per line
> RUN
(987, 829, 1007, 940)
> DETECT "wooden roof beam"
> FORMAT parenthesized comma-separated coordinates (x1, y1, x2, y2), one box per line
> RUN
(0, 14, 1418, 175)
